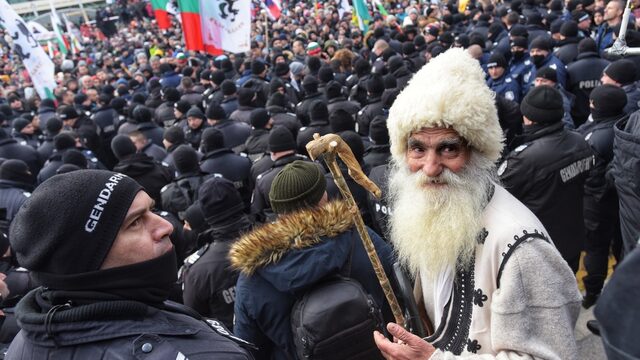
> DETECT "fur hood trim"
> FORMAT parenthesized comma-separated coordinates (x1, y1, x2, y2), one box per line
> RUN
(387, 48, 504, 163)
(229, 201, 354, 275)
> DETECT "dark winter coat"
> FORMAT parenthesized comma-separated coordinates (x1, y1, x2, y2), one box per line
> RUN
(296, 120, 331, 156)
(356, 97, 385, 137)
(0, 136, 41, 176)
(181, 217, 252, 329)
(499, 122, 594, 271)
(231, 201, 394, 360)
(554, 38, 580, 65)
(211, 119, 252, 150)
(220, 96, 239, 117)
(327, 97, 361, 117)
(363, 144, 391, 169)
(113, 153, 173, 207)
(161, 172, 211, 220)
(566, 52, 609, 127)
(250, 154, 313, 223)
(267, 106, 300, 137)
(611, 115, 640, 255)
(155, 102, 177, 127)
(6, 289, 252, 360)
(142, 142, 168, 162)
(238, 128, 270, 157)
(0, 180, 32, 223)
(199, 149, 252, 206)
(230, 106, 255, 125)
(137, 122, 166, 147)
(295, 92, 325, 127)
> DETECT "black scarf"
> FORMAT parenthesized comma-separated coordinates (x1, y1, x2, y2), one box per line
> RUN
(34, 250, 178, 308)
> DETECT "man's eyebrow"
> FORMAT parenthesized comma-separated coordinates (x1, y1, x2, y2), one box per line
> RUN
(123, 200, 155, 226)
(437, 138, 465, 147)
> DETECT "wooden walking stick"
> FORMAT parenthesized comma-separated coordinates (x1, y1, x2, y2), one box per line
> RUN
(306, 133, 405, 326)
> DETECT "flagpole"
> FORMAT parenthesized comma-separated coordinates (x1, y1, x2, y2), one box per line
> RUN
(263, 10, 269, 59)
(77, 0, 89, 24)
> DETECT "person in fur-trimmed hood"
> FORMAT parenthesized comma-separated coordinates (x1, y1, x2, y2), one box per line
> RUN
(373, 48, 581, 359)
(230, 160, 394, 360)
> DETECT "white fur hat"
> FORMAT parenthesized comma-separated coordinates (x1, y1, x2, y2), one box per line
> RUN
(387, 48, 504, 164)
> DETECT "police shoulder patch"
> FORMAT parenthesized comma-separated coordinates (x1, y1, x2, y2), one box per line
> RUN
(505, 77, 512, 83)
(525, 60, 531, 65)
(514, 144, 529, 153)
(497, 160, 508, 176)
(22, 191, 31, 198)
(550, 63, 557, 70)
(585, 132, 593, 141)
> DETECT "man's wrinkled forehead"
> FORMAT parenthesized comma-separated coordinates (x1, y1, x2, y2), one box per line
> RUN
(408, 127, 466, 142)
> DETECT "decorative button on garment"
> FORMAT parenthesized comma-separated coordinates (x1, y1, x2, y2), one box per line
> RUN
(473, 288, 488, 307)
(466, 338, 481, 353)
(141, 343, 153, 353)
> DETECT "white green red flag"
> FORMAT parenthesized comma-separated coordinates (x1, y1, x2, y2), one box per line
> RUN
(151, 0, 172, 29)
(178, 0, 250, 55)
(48, 0, 69, 55)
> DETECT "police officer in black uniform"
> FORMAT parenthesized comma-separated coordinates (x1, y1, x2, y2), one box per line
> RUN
(577, 84, 628, 308)
(180, 177, 253, 329)
(566, 38, 610, 127)
(499, 86, 594, 273)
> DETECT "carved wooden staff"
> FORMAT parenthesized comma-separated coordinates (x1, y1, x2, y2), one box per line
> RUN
(306, 133, 405, 326)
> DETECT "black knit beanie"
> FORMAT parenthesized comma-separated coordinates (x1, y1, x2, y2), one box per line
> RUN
(520, 85, 564, 124)
(275, 62, 290, 77)
(206, 104, 227, 121)
(329, 109, 355, 133)
(318, 67, 334, 83)
(367, 74, 385, 95)
(237, 88, 255, 106)
(13, 118, 30, 133)
(111, 135, 137, 160)
(46, 117, 63, 135)
(487, 53, 507, 69)
(369, 115, 390, 144)
(0, 159, 32, 184)
(9, 170, 142, 275)
(201, 128, 225, 153)
(530, 36, 551, 51)
(172, 145, 199, 174)
(309, 101, 329, 124)
(604, 60, 636, 86)
(186, 107, 205, 120)
(536, 67, 557, 83)
(174, 100, 191, 114)
(250, 109, 271, 129)
(590, 84, 627, 120)
(251, 60, 266, 75)
(325, 81, 342, 100)
(62, 149, 88, 168)
(269, 92, 287, 108)
(269, 160, 326, 214)
(164, 126, 185, 144)
(269, 126, 296, 152)
(340, 131, 365, 162)
(211, 70, 226, 86)
(302, 75, 319, 93)
(54, 133, 76, 151)
(199, 177, 244, 226)
(221, 80, 236, 96)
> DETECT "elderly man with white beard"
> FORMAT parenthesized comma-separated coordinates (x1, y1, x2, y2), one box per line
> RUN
(373, 48, 582, 359)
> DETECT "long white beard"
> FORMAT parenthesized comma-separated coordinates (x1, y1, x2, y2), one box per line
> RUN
(388, 154, 496, 280)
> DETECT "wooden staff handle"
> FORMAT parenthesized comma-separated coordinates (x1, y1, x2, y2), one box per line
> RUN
(306, 133, 405, 326)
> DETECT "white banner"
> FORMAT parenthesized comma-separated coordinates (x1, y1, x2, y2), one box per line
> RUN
(0, 0, 57, 99)
(199, 0, 250, 54)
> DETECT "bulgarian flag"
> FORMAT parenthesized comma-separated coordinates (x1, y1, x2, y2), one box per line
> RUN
(49, 0, 69, 55)
(177, 0, 203, 51)
(352, 0, 371, 32)
(151, 0, 171, 29)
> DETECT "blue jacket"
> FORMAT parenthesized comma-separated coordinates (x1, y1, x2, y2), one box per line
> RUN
(509, 55, 534, 98)
(487, 73, 521, 103)
(160, 71, 182, 89)
(230, 201, 394, 360)
(522, 54, 567, 95)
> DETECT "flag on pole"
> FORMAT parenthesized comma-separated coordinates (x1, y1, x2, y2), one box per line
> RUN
(177, 0, 250, 55)
(49, 0, 69, 55)
(151, 0, 172, 29)
(263, 0, 281, 20)
(62, 14, 83, 53)
(177, 0, 203, 51)
(200, 0, 251, 54)
(352, 0, 371, 32)
(0, 0, 57, 99)
(372, 0, 388, 18)
(337, 0, 351, 18)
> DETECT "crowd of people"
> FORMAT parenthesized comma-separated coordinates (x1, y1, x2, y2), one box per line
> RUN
(0, 0, 639, 358)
